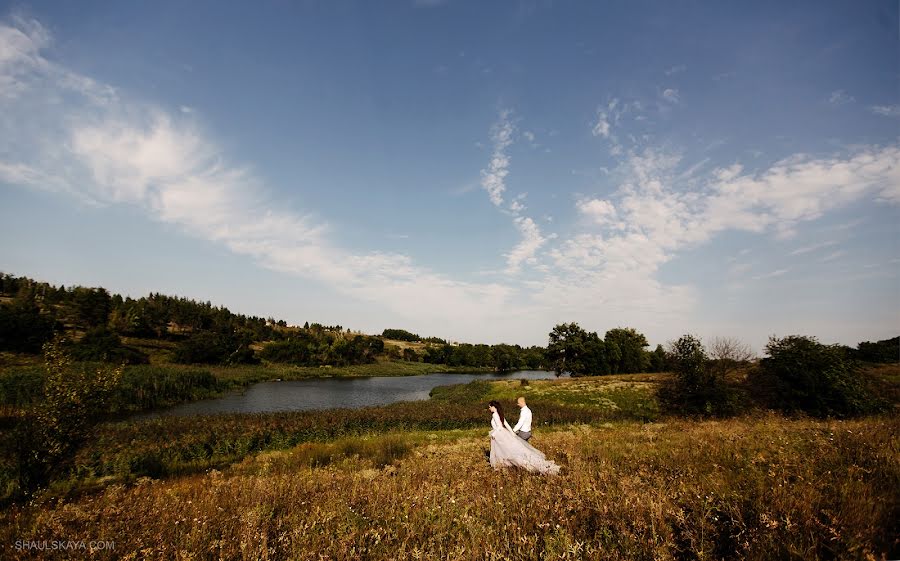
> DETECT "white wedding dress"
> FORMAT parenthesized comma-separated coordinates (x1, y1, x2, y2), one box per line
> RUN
(489, 411, 560, 475)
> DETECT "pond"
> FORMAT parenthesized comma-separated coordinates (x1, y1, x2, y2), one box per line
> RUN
(139, 370, 561, 417)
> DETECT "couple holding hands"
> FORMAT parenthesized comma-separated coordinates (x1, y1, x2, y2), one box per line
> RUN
(487, 397, 560, 475)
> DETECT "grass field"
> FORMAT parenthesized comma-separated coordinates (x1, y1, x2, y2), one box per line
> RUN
(1, 414, 896, 560)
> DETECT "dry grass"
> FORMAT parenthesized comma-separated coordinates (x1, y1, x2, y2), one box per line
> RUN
(1, 414, 896, 560)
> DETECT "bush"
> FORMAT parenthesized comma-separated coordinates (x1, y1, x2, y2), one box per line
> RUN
(15, 340, 123, 493)
(173, 331, 259, 365)
(68, 327, 149, 365)
(259, 338, 314, 364)
(659, 334, 738, 417)
(755, 335, 883, 418)
(854, 336, 899, 364)
(381, 329, 420, 342)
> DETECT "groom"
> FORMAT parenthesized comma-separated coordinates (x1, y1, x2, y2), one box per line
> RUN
(512, 396, 532, 441)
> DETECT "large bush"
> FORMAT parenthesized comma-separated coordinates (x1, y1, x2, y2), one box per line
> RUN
(172, 331, 259, 365)
(854, 336, 899, 364)
(68, 327, 149, 365)
(659, 334, 738, 417)
(14, 340, 123, 493)
(755, 335, 882, 417)
(381, 328, 419, 342)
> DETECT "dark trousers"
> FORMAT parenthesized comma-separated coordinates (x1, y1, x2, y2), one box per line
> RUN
(516, 430, 532, 442)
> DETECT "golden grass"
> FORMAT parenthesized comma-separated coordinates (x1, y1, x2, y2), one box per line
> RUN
(2, 414, 896, 560)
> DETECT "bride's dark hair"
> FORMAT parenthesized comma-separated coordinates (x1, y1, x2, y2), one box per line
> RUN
(489, 400, 505, 426)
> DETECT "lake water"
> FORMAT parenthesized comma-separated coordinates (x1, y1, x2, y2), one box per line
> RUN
(139, 370, 561, 417)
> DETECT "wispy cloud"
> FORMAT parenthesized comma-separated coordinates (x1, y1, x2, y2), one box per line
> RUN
(480, 109, 514, 207)
(661, 88, 680, 104)
(505, 216, 553, 273)
(820, 250, 846, 263)
(870, 104, 900, 118)
(752, 269, 789, 281)
(827, 90, 854, 106)
(790, 240, 837, 255)
(664, 64, 686, 76)
(478, 109, 551, 273)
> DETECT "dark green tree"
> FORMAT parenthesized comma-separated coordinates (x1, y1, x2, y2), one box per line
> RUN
(756, 335, 882, 417)
(0, 299, 57, 353)
(547, 323, 589, 376)
(604, 327, 650, 373)
(648, 344, 668, 372)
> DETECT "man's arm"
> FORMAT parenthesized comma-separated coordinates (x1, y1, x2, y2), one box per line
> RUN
(512, 411, 524, 432)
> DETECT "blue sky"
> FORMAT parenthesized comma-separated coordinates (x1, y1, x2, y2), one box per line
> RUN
(0, 1, 897, 351)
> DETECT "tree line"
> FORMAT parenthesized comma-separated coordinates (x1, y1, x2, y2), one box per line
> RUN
(0, 273, 550, 369)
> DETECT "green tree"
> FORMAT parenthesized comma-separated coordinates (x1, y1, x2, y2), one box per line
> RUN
(69, 287, 112, 329)
(648, 344, 668, 372)
(0, 298, 57, 353)
(547, 323, 589, 376)
(604, 327, 650, 373)
(660, 334, 737, 417)
(756, 335, 882, 417)
(854, 336, 899, 364)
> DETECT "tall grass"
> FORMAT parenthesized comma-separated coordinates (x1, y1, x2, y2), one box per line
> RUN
(1, 415, 896, 560)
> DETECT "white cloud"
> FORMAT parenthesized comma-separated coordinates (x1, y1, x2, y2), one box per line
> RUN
(820, 250, 847, 263)
(827, 90, 854, 106)
(591, 112, 611, 138)
(538, 141, 899, 336)
(505, 216, 552, 273)
(577, 198, 619, 226)
(664, 65, 686, 76)
(480, 109, 514, 207)
(522, 130, 535, 142)
(870, 104, 900, 118)
(661, 88, 680, 104)
(789, 240, 837, 256)
(752, 269, 789, 281)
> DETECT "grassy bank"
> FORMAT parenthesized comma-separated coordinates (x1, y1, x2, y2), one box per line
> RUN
(1, 415, 896, 560)
(431, 373, 663, 422)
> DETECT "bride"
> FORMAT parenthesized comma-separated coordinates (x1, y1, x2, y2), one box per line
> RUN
(488, 400, 560, 475)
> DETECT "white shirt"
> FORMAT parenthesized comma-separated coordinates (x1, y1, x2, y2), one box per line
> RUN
(513, 405, 532, 433)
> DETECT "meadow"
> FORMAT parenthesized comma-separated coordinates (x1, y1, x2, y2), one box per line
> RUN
(0, 370, 897, 560)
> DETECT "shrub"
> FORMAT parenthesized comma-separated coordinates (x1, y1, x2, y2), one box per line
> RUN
(381, 329, 420, 342)
(173, 331, 259, 365)
(14, 340, 123, 493)
(854, 336, 899, 364)
(659, 334, 738, 417)
(755, 335, 883, 417)
(68, 327, 149, 365)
